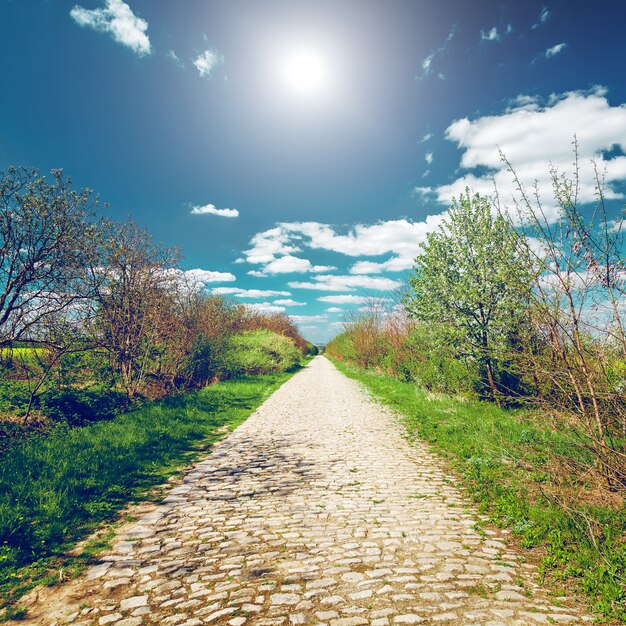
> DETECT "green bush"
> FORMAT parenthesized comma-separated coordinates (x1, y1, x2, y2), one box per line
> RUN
(224, 330, 301, 376)
(403, 325, 480, 396)
(39, 388, 129, 426)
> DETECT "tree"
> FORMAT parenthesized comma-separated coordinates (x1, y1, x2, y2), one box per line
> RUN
(93, 221, 180, 398)
(404, 189, 533, 403)
(0, 167, 101, 347)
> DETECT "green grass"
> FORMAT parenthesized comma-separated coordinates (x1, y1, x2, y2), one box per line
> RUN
(330, 357, 626, 623)
(0, 369, 297, 615)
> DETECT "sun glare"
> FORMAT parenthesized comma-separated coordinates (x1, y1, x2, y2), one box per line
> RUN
(279, 47, 330, 98)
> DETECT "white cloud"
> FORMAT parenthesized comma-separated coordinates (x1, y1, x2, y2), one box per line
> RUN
(349, 257, 415, 274)
(416, 26, 457, 80)
(507, 94, 542, 112)
(70, 0, 151, 56)
(247, 302, 286, 314)
(261, 255, 336, 275)
(288, 275, 402, 292)
(212, 287, 291, 298)
(184, 269, 236, 285)
(244, 227, 301, 264)
(193, 49, 222, 77)
(326, 307, 343, 313)
(425, 152, 433, 164)
(532, 7, 550, 28)
(416, 88, 626, 221)
(291, 314, 328, 323)
(419, 133, 433, 143)
(167, 49, 183, 67)
(243, 217, 446, 275)
(191, 203, 239, 218)
(318, 295, 386, 305)
(481, 27, 499, 42)
(545, 43, 567, 58)
(273, 299, 307, 307)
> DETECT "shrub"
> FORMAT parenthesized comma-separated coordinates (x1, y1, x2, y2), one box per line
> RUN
(224, 330, 301, 376)
(38, 389, 129, 426)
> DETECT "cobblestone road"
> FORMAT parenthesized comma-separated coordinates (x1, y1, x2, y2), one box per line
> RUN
(23, 356, 589, 626)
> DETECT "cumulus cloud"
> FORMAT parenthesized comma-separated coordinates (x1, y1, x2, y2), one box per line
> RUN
(212, 287, 291, 298)
(481, 27, 499, 42)
(191, 204, 239, 218)
(273, 299, 307, 307)
(326, 307, 343, 313)
(244, 227, 302, 264)
(260, 255, 336, 275)
(193, 49, 222, 77)
(242, 218, 446, 276)
(70, 0, 151, 56)
(545, 43, 567, 58)
(415, 87, 626, 221)
(288, 275, 402, 292)
(184, 269, 236, 285)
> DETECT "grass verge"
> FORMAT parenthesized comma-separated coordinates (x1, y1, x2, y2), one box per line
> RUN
(0, 369, 299, 617)
(330, 357, 626, 623)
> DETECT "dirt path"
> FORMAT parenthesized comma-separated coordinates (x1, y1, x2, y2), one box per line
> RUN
(18, 356, 589, 625)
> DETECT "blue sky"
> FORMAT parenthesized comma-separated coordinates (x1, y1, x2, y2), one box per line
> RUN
(2, 0, 626, 342)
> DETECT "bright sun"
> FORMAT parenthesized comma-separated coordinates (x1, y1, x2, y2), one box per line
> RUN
(279, 47, 330, 98)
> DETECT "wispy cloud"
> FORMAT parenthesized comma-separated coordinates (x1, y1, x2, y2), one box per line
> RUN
(416, 25, 457, 80)
(191, 203, 239, 218)
(193, 49, 223, 77)
(532, 6, 550, 29)
(167, 49, 184, 68)
(273, 299, 307, 307)
(213, 288, 291, 298)
(291, 314, 328, 323)
(70, 0, 151, 57)
(317, 295, 389, 305)
(288, 275, 402, 292)
(545, 42, 567, 58)
(418, 133, 433, 143)
(425, 152, 433, 164)
(481, 27, 500, 42)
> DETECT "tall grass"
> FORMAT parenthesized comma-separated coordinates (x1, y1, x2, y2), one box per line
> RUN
(0, 370, 296, 612)
(330, 357, 626, 622)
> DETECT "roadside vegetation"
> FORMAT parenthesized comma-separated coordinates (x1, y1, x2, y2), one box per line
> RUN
(0, 165, 316, 618)
(327, 153, 626, 621)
